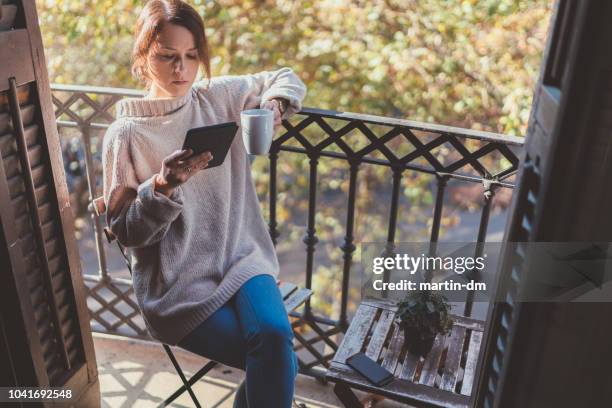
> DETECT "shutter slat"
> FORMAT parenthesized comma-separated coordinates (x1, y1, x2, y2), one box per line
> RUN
(44, 237, 61, 260)
(28, 144, 43, 169)
(41, 218, 58, 243)
(27, 267, 44, 289)
(57, 298, 72, 324)
(40, 336, 57, 362)
(0, 131, 14, 157)
(0, 111, 9, 134)
(15, 211, 30, 238)
(38, 201, 53, 224)
(31, 161, 46, 186)
(24, 252, 37, 270)
(7, 174, 25, 198)
(34, 182, 51, 205)
(23, 123, 39, 147)
(19, 104, 37, 126)
(30, 282, 45, 305)
(48, 254, 62, 277)
(11, 193, 28, 217)
(20, 232, 36, 254)
(46, 354, 63, 385)
(3, 154, 19, 178)
(51, 269, 66, 294)
(33, 298, 51, 324)
(38, 321, 55, 348)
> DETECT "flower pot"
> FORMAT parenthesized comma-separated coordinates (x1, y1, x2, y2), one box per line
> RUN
(0, 4, 18, 30)
(402, 326, 436, 356)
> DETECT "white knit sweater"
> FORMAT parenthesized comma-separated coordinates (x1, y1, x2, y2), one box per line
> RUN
(102, 67, 307, 344)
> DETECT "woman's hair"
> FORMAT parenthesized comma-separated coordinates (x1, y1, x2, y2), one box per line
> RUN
(131, 0, 211, 89)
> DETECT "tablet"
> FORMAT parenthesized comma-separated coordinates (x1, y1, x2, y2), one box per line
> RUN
(182, 121, 239, 169)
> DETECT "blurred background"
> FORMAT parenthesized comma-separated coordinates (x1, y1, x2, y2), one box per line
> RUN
(38, 0, 553, 321)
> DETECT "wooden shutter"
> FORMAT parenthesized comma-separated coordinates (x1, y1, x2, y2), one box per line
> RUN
(475, 1, 612, 407)
(0, 0, 99, 405)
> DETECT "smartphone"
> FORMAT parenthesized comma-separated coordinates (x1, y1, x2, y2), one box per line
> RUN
(346, 352, 394, 387)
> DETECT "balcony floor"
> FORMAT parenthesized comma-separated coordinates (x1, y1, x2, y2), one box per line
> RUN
(94, 333, 413, 408)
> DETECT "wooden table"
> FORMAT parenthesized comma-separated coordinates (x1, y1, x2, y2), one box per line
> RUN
(326, 298, 485, 408)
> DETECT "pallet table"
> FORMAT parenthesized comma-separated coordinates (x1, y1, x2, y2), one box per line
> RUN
(326, 298, 485, 408)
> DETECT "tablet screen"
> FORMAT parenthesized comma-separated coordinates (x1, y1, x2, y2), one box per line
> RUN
(182, 121, 239, 169)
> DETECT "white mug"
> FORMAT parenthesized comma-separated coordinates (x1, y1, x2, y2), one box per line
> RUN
(240, 109, 274, 155)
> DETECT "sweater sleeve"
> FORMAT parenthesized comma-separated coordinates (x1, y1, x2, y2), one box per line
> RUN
(216, 67, 307, 119)
(102, 120, 184, 248)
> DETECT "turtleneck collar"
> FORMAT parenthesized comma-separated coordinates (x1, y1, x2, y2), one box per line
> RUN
(115, 87, 194, 118)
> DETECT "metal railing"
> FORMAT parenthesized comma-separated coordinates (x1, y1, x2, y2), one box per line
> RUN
(51, 83, 524, 379)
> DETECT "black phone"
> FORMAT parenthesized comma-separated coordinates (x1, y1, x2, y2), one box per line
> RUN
(346, 352, 394, 387)
(182, 121, 239, 169)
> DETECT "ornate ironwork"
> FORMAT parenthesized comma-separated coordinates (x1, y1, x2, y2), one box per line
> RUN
(51, 84, 524, 380)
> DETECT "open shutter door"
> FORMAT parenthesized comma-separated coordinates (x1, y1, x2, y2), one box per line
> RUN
(0, 0, 99, 405)
(475, 1, 612, 407)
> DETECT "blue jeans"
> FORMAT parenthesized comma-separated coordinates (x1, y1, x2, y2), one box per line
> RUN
(178, 274, 298, 408)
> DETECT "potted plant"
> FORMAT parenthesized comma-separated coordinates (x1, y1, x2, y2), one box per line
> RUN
(396, 290, 453, 356)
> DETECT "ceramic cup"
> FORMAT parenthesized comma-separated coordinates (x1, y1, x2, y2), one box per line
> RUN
(240, 108, 274, 155)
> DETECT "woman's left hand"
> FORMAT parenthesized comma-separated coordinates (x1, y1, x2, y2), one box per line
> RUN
(261, 98, 287, 132)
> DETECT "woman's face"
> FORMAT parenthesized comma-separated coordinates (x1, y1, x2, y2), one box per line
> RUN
(146, 23, 200, 98)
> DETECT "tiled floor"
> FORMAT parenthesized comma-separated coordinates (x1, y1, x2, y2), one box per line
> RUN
(93, 333, 412, 408)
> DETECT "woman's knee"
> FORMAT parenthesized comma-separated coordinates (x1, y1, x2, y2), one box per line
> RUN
(249, 319, 294, 350)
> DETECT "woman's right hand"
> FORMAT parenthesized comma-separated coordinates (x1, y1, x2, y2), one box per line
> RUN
(154, 149, 213, 197)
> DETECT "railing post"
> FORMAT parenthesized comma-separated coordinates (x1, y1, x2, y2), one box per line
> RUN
(339, 159, 359, 329)
(464, 178, 497, 317)
(382, 166, 403, 299)
(302, 152, 319, 316)
(427, 174, 450, 283)
(476, 179, 496, 246)
(268, 148, 280, 246)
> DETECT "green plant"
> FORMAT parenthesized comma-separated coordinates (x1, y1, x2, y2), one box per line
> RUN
(396, 290, 453, 355)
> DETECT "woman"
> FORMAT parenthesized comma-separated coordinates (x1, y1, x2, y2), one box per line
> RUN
(101, 1, 307, 407)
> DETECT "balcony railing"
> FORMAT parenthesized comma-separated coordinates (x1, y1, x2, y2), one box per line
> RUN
(50, 83, 524, 380)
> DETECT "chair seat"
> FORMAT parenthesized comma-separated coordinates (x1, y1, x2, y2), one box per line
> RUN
(278, 281, 313, 313)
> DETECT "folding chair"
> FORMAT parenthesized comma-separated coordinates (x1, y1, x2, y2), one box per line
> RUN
(89, 196, 313, 407)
